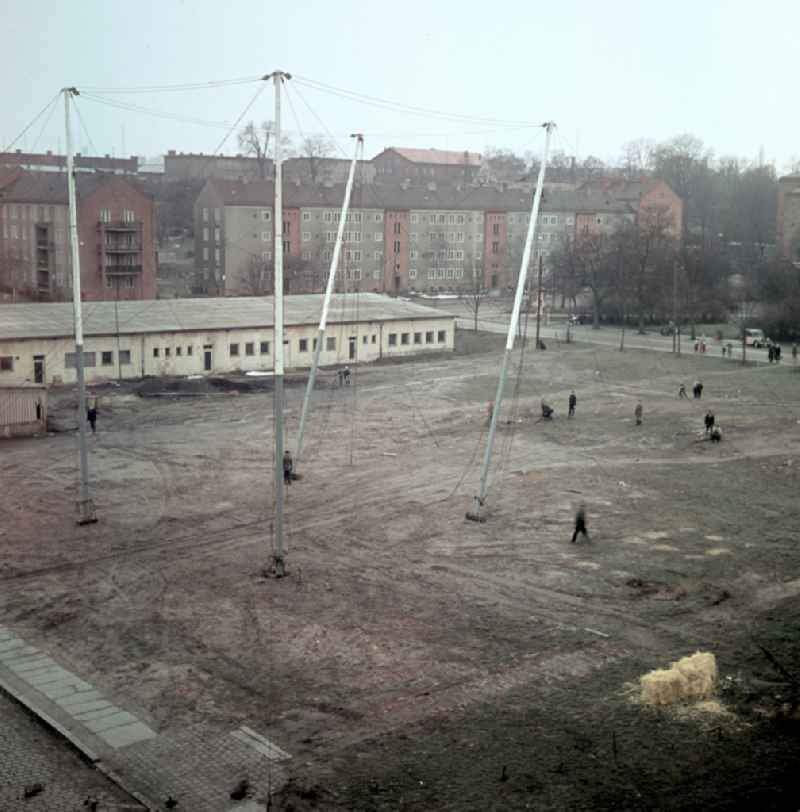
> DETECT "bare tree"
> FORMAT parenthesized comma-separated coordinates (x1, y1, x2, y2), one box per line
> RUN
(237, 120, 294, 180)
(0, 253, 31, 302)
(481, 147, 528, 183)
(462, 262, 489, 331)
(619, 138, 656, 179)
(299, 135, 335, 185)
(575, 232, 613, 329)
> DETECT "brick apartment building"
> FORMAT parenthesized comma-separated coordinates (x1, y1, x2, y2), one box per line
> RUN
(576, 178, 683, 239)
(192, 176, 656, 297)
(777, 174, 800, 263)
(0, 171, 156, 302)
(0, 150, 138, 175)
(165, 150, 376, 185)
(372, 148, 482, 183)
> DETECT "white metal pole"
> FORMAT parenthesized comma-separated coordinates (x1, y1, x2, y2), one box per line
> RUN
(295, 134, 363, 468)
(468, 122, 555, 521)
(64, 87, 96, 525)
(272, 71, 288, 576)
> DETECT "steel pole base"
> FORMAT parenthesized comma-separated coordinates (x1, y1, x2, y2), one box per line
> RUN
(465, 495, 486, 523)
(273, 554, 287, 578)
(76, 499, 97, 525)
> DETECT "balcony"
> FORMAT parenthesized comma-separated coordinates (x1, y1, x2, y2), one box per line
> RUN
(103, 244, 141, 253)
(105, 265, 142, 275)
(99, 221, 139, 232)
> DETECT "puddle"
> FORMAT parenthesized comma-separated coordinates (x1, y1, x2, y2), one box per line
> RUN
(706, 547, 731, 556)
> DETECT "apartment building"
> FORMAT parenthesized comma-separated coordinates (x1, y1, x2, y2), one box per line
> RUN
(0, 172, 156, 301)
(777, 175, 800, 263)
(372, 148, 482, 183)
(1, 150, 139, 175)
(194, 177, 675, 297)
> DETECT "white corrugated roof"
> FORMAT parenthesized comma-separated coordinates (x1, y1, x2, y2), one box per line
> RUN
(0, 294, 454, 341)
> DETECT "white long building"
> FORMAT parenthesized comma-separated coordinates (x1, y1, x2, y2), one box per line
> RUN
(0, 294, 455, 386)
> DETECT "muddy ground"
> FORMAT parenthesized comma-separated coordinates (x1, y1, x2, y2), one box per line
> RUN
(1, 330, 799, 810)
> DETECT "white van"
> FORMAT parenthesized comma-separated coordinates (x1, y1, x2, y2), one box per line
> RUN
(743, 328, 768, 348)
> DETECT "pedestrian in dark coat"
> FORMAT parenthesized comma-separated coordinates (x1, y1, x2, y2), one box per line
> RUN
(634, 401, 643, 425)
(768, 345, 774, 363)
(571, 505, 590, 543)
(87, 406, 97, 434)
(283, 450, 294, 485)
(704, 411, 715, 434)
(678, 384, 688, 398)
(568, 391, 577, 417)
(696, 381, 704, 399)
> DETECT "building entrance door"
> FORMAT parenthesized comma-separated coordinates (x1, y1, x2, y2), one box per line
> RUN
(33, 355, 45, 384)
(349, 337, 356, 360)
(203, 346, 212, 371)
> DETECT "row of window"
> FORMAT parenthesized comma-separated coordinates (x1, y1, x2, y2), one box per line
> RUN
(201, 207, 223, 222)
(64, 350, 132, 368)
(1, 204, 60, 222)
(387, 330, 447, 346)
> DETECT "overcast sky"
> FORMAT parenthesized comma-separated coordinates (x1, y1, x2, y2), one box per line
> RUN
(2, 0, 797, 171)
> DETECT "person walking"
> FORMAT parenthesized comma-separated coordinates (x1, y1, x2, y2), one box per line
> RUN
(697, 381, 703, 399)
(568, 391, 577, 418)
(692, 381, 700, 399)
(768, 345, 774, 363)
(793, 343, 798, 365)
(776, 344, 782, 363)
(283, 450, 294, 486)
(704, 410, 715, 435)
(634, 401, 643, 426)
(87, 405, 97, 434)
(678, 384, 688, 399)
(571, 504, 590, 543)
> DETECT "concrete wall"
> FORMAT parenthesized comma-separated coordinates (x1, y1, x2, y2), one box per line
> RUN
(0, 317, 455, 386)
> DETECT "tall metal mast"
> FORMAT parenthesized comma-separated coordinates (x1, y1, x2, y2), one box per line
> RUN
(270, 70, 290, 576)
(64, 87, 96, 525)
(467, 122, 555, 522)
(294, 134, 363, 470)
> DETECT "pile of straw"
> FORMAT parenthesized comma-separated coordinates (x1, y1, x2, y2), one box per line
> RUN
(640, 652, 718, 706)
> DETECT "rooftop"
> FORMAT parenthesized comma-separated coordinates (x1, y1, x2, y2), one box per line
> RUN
(0, 294, 454, 341)
(201, 178, 628, 214)
(0, 172, 151, 205)
(385, 148, 482, 167)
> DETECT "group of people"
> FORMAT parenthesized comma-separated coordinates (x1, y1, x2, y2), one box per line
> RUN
(679, 380, 704, 399)
(768, 344, 782, 363)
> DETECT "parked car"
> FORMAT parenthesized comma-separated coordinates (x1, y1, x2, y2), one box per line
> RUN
(659, 322, 676, 336)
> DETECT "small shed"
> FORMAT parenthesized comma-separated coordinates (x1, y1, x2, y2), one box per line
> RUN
(0, 384, 47, 438)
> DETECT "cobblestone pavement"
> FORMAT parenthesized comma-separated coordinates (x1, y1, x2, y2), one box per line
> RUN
(0, 690, 143, 811)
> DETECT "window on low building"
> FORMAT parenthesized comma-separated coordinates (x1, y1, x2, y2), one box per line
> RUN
(438, 330, 446, 343)
(0, 356, 13, 372)
(176, 346, 182, 356)
(426, 331, 434, 343)
(187, 346, 193, 356)
(245, 342, 255, 356)
(299, 338, 308, 352)
(65, 352, 97, 368)
(388, 333, 397, 346)
(230, 343, 239, 357)
(413, 332, 422, 344)
(260, 341, 270, 354)
(101, 351, 114, 366)
(165, 348, 171, 358)
(371, 335, 376, 344)
(153, 348, 160, 358)
(401, 333, 410, 345)
(326, 337, 336, 351)
(119, 350, 131, 365)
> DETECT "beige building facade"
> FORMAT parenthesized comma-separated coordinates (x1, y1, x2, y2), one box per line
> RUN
(0, 295, 455, 387)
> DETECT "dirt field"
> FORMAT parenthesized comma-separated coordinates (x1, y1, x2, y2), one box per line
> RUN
(2, 331, 799, 810)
